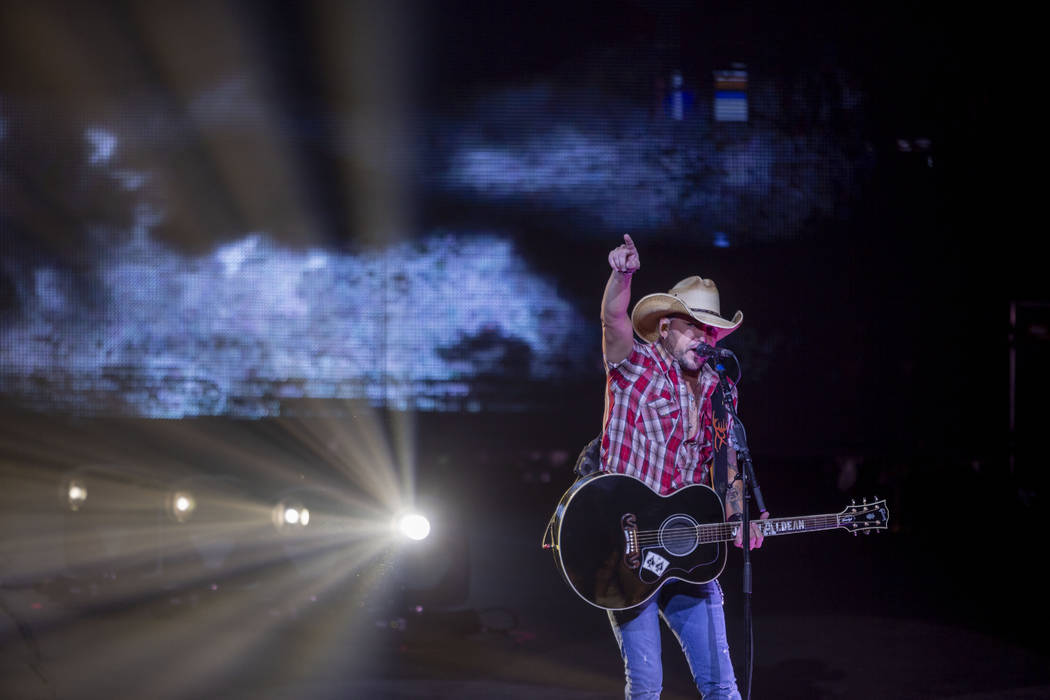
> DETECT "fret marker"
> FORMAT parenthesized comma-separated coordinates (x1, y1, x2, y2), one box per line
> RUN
(762, 519, 806, 535)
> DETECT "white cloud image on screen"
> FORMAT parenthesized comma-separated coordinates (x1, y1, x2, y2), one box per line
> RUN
(0, 232, 592, 417)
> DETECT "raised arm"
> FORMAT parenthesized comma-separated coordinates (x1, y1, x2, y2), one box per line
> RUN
(601, 234, 641, 365)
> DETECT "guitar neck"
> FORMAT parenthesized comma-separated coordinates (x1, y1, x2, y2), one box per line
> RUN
(701, 513, 844, 543)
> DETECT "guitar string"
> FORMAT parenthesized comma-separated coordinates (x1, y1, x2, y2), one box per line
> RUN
(634, 527, 872, 546)
(631, 516, 845, 546)
(627, 509, 884, 546)
(625, 506, 887, 546)
(632, 516, 841, 542)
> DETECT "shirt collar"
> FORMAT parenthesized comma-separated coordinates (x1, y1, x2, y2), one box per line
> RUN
(650, 339, 674, 376)
(699, 363, 720, 398)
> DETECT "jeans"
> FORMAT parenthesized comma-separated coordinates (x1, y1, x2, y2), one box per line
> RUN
(608, 580, 741, 700)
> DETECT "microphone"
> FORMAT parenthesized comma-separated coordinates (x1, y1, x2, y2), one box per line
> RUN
(693, 343, 733, 359)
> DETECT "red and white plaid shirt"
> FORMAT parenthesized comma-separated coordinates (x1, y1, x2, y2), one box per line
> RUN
(600, 340, 736, 495)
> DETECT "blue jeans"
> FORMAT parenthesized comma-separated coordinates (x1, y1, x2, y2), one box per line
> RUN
(608, 580, 741, 700)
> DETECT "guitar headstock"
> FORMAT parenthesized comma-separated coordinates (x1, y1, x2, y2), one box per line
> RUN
(837, 497, 889, 534)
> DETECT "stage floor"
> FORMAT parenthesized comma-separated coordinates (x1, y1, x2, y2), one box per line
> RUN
(3, 471, 1048, 700)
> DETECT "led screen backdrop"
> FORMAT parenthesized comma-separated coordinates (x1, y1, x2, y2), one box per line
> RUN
(0, 1, 925, 419)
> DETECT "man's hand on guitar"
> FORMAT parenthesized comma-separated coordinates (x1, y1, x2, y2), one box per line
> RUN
(734, 510, 770, 550)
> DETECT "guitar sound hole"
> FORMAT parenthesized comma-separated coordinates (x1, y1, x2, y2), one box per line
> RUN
(659, 515, 699, 556)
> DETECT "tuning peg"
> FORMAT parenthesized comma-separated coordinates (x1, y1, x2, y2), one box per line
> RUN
(862, 497, 868, 504)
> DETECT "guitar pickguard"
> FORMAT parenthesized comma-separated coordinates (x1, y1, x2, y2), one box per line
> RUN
(641, 550, 670, 578)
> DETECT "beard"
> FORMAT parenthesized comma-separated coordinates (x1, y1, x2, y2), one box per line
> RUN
(678, 349, 704, 373)
(662, 337, 704, 373)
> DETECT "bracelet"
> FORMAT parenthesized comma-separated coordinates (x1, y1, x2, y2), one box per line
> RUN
(726, 513, 742, 523)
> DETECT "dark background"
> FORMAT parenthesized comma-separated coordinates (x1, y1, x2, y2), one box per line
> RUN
(2, 1, 1047, 698)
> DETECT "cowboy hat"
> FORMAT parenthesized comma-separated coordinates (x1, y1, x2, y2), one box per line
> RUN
(631, 276, 743, 343)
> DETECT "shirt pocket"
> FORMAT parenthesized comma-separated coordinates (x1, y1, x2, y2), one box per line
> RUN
(641, 392, 680, 444)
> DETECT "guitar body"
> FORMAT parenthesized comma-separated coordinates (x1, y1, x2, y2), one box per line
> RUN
(550, 473, 727, 611)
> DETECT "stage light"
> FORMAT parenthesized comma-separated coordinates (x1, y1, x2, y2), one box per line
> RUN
(59, 477, 90, 512)
(57, 465, 168, 584)
(397, 513, 430, 541)
(273, 499, 310, 531)
(167, 490, 196, 523)
(283, 506, 310, 526)
(66, 479, 88, 511)
(160, 474, 254, 577)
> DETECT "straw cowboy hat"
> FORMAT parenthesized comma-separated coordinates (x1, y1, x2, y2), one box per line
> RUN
(631, 276, 743, 343)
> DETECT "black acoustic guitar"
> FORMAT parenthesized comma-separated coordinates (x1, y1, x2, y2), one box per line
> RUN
(545, 472, 888, 610)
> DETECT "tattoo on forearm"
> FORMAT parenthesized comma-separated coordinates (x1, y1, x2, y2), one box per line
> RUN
(726, 464, 743, 515)
(726, 483, 743, 515)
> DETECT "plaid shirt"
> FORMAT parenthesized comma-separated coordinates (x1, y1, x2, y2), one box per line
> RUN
(600, 340, 736, 495)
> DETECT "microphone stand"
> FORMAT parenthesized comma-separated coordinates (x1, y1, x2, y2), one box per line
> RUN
(714, 355, 766, 700)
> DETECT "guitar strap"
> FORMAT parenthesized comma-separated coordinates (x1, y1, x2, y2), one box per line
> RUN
(573, 435, 602, 478)
(710, 381, 730, 504)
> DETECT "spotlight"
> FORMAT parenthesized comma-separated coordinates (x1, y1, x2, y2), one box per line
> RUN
(273, 499, 310, 531)
(166, 490, 196, 523)
(397, 513, 431, 541)
(162, 474, 250, 575)
(61, 478, 88, 511)
(58, 465, 168, 582)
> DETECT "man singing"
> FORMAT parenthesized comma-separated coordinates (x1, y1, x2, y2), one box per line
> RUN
(599, 234, 767, 699)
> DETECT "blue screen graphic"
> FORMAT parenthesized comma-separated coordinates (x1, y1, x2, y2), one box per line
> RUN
(1, 228, 592, 416)
(0, 3, 879, 419)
